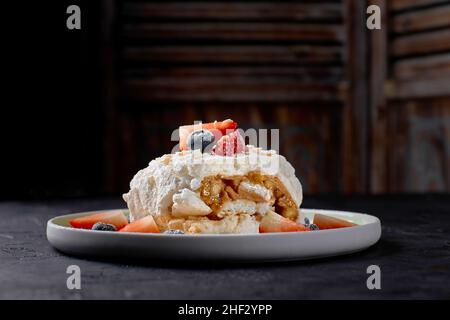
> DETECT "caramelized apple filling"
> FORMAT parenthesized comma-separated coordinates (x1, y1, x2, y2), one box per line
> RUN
(199, 171, 298, 221)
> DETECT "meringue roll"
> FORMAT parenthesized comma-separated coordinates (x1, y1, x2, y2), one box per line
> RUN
(123, 146, 303, 234)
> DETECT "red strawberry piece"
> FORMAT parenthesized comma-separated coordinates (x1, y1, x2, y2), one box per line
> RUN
(313, 214, 357, 230)
(119, 215, 160, 233)
(259, 211, 310, 233)
(213, 130, 246, 156)
(70, 211, 128, 230)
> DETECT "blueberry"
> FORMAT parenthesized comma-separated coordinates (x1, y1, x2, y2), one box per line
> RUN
(164, 229, 185, 234)
(92, 222, 117, 231)
(304, 217, 310, 226)
(188, 130, 215, 152)
(309, 224, 319, 230)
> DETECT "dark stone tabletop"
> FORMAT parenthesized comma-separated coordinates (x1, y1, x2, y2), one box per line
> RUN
(0, 195, 449, 300)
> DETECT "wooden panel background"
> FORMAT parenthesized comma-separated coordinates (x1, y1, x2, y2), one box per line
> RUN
(101, 0, 450, 194)
(388, 99, 450, 192)
(370, 0, 450, 193)
(107, 0, 349, 193)
(120, 2, 345, 104)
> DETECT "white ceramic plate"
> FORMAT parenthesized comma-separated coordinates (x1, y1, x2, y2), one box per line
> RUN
(47, 209, 381, 262)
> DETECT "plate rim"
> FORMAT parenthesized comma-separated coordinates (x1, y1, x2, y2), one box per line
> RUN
(47, 208, 381, 238)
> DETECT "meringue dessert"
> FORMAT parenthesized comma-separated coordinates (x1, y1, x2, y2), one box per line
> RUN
(122, 120, 304, 234)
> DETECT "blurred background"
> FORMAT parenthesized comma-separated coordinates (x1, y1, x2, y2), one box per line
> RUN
(2, 0, 449, 199)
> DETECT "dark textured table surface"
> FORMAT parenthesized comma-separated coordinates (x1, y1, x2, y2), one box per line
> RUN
(1, 195, 449, 300)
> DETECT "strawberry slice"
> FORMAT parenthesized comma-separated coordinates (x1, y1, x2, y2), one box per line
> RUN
(213, 130, 245, 156)
(119, 215, 160, 233)
(259, 211, 310, 233)
(313, 214, 357, 230)
(179, 119, 237, 151)
(70, 211, 128, 230)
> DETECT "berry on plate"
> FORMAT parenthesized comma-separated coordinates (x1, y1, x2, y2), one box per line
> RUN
(70, 211, 128, 230)
(92, 222, 117, 231)
(179, 120, 237, 151)
(259, 211, 310, 233)
(313, 214, 357, 230)
(119, 215, 160, 233)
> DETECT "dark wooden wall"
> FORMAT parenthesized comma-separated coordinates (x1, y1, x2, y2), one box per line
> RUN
(370, 0, 450, 193)
(104, 0, 350, 194)
(101, 0, 450, 194)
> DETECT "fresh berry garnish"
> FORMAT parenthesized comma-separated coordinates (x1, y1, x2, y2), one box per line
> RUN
(70, 211, 128, 230)
(313, 214, 357, 230)
(92, 222, 117, 231)
(259, 211, 310, 233)
(213, 130, 245, 156)
(164, 229, 185, 234)
(188, 129, 215, 152)
(179, 120, 237, 151)
(119, 215, 160, 233)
